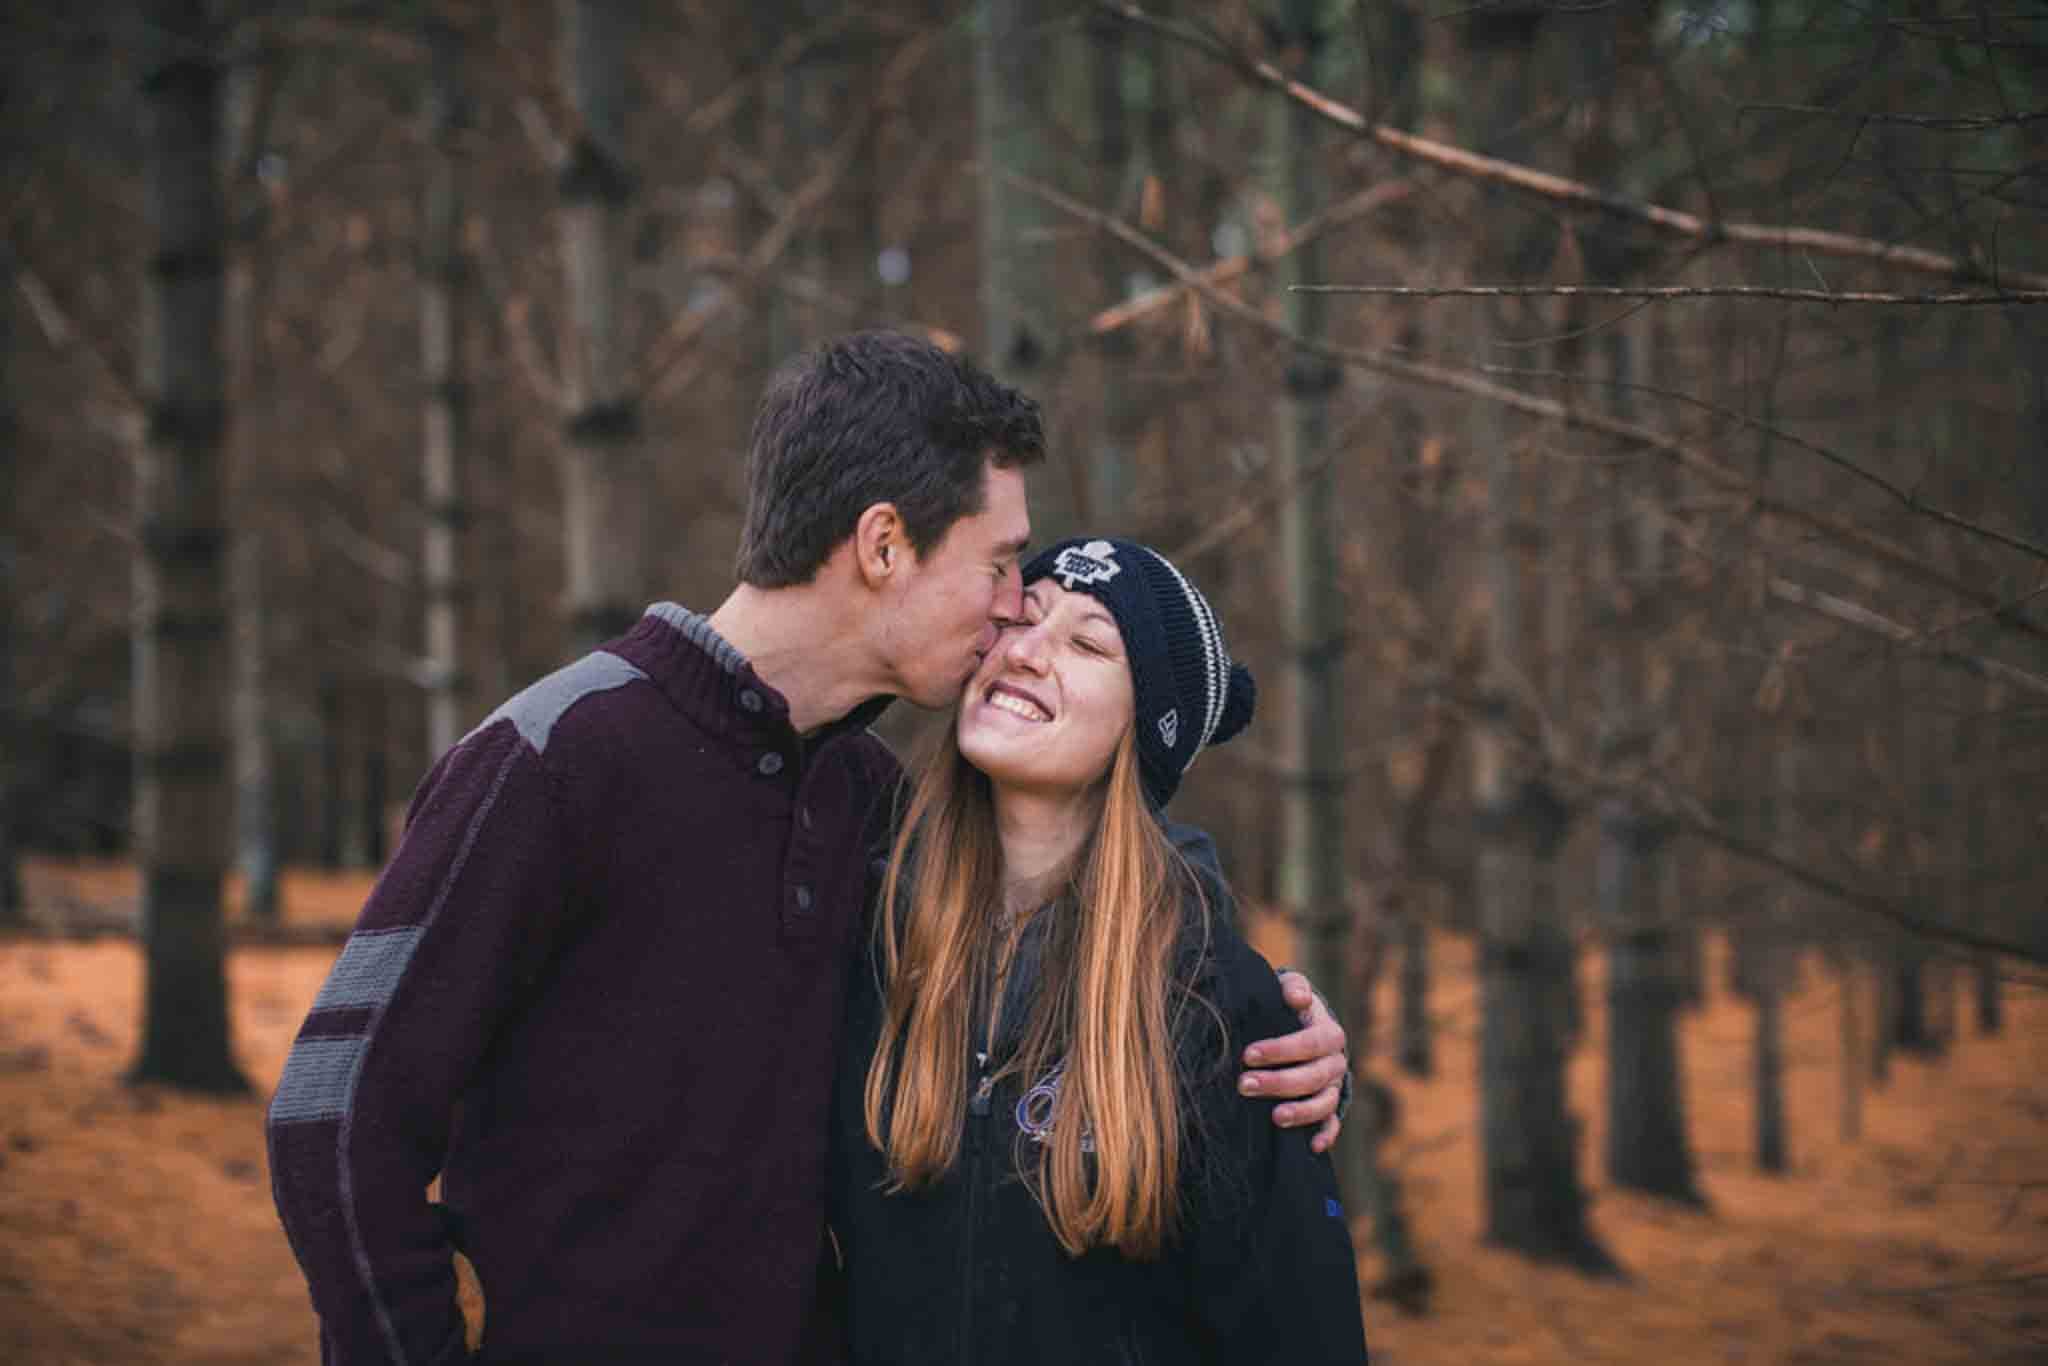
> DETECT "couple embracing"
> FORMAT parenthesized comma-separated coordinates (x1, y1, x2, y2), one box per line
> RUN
(269, 330, 1370, 1364)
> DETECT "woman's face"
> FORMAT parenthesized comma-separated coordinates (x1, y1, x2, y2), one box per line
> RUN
(957, 579, 1134, 798)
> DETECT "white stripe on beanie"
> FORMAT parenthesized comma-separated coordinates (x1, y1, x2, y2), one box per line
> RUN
(1150, 548, 1228, 750)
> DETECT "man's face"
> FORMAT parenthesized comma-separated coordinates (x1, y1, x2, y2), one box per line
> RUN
(880, 462, 1031, 709)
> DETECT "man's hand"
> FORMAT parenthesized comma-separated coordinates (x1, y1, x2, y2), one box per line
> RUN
(1239, 970, 1348, 1154)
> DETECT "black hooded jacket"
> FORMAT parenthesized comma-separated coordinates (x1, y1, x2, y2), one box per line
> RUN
(826, 827, 1369, 1365)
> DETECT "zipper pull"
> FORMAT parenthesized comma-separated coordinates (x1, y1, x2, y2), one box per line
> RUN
(970, 1072, 995, 1116)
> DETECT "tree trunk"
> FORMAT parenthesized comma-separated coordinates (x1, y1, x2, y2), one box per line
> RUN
(1377, 0, 1435, 1079)
(976, 0, 1073, 542)
(1396, 912, 1431, 1078)
(229, 540, 277, 919)
(1602, 811, 1700, 1201)
(1836, 948, 1863, 1143)
(0, 243, 21, 925)
(1471, 368, 1608, 1270)
(1087, 11, 1138, 525)
(223, 46, 282, 924)
(1750, 740, 1797, 1173)
(422, 15, 472, 756)
(1891, 950, 1937, 1054)
(1889, 658, 1942, 1057)
(1261, 2, 1430, 1299)
(1461, 6, 1606, 1272)
(362, 686, 389, 869)
(1266, 0, 1363, 1215)
(1596, 304, 1700, 1204)
(1754, 944, 1786, 1173)
(1974, 954, 2001, 1035)
(318, 674, 344, 868)
(558, 0, 648, 655)
(129, 0, 246, 1092)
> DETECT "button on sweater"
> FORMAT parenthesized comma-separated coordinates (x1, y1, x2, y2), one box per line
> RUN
(267, 604, 901, 1365)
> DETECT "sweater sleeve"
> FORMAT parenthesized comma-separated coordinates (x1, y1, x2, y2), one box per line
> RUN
(267, 723, 577, 1366)
(1181, 930, 1370, 1364)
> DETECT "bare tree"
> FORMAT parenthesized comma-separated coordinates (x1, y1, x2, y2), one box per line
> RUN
(558, 0, 649, 654)
(977, 0, 1074, 542)
(1459, 6, 1610, 1272)
(224, 39, 283, 923)
(1262, 0, 1362, 1213)
(0, 241, 20, 925)
(422, 11, 473, 756)
(129, 0, 246, 1092)
(1086, 7, 1138, 524)
(1598, 320, 1703, 1206)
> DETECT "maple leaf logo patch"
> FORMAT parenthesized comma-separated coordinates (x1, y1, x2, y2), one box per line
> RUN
(1051, 540, 1122, 590)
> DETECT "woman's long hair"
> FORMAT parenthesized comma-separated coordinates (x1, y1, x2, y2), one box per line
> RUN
(863, 721, 1211, 1258)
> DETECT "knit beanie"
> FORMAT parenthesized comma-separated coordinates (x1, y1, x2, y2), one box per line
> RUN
(1020, 537, 1256, 810)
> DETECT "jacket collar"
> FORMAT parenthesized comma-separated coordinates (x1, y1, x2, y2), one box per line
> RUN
(607, 602, 893, 751)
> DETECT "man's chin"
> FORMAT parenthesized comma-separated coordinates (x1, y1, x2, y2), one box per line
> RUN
(899, 673, 978, 713)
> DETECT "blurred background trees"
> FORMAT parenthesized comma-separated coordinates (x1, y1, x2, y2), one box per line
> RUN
(4, 0, 2044, 1296)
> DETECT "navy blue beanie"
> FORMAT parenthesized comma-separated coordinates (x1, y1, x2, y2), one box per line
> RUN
(1021, 537, 1256, 810)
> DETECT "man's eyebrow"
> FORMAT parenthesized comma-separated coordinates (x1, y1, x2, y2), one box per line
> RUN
(996, 535, 1030, 559)
(1080, 608, 1118, 634)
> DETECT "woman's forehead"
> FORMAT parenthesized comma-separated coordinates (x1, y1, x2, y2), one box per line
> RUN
(1028, 580, 1119, 630)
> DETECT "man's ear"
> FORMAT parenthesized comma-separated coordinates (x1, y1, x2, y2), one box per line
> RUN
(853, 502, 904, 587)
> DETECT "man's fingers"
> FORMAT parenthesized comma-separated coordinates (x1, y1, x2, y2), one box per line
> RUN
(1240, 1053, 1347, 1103)
(1242, 1014, 1346, 1068)
(1270, 1081, 1344, 1130)
(1278, 971, 1317, 1017)
(1310, 1113, 1342, 1153)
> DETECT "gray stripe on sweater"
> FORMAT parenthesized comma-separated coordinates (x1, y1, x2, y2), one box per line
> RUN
(309, 926, 424, 1013)
(268, 1036, 367, 1124)
(470, 649, 648, 754)
(646, 601, 746, 674)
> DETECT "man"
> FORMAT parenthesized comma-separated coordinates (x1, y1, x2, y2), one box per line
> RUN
(268, 331, 1347, 1364)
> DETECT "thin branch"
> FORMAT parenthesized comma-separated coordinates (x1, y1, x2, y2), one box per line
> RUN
(514, 95, 566, 172)
(10, 254, 142, 412)
(637, 26, 939, 396)
(1766, 576, 2048, 700)
(1292, 284, 2048, 306)
(682, 10, 866, 139)
(318, 513, 411, 586)
(1472, 360, 2048, 569)
(1096, 0, 2048, 292)
(995, 166, 2048, 652)
(472, 233, 565, 408)
(1913, 578, 2048, 646)
(1090, 179, 1415, 336)
(1742, 103, 2048, 131)
(1435, 691, 2048, 967)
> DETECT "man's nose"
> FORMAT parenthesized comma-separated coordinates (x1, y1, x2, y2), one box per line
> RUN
(994, 564, 1025, 623)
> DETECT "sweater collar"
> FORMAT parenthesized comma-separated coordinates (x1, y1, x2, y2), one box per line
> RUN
(609, 601, 893, 747)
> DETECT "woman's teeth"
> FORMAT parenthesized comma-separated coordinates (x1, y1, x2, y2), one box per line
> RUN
(989, 690, 1050, 722)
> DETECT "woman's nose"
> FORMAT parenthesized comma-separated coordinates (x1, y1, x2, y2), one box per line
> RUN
(1001, 621, 1051, 672)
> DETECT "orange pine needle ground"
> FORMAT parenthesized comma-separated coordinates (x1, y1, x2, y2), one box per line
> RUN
(1, 859, 2041, 1364)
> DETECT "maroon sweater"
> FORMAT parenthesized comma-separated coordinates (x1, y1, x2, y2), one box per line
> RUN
(267, 605, 899, 1365)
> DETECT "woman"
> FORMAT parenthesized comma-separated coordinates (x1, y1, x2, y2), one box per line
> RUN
(830, 537, 1369, 1363)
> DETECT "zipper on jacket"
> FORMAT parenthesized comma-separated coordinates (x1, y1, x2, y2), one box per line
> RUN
(960, 1046, 994, 1363)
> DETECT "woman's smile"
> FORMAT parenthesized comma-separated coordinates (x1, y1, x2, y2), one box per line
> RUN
(984, 680, 1053, 723)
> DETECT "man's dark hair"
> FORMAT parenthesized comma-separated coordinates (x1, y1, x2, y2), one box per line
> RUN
(735, 330, 1045, 587)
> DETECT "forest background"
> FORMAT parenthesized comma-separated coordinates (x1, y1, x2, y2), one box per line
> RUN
(1, 0, 2044, 1362)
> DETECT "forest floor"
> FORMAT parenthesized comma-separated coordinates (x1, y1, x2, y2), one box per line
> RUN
(1, 858, 2042, 1365)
